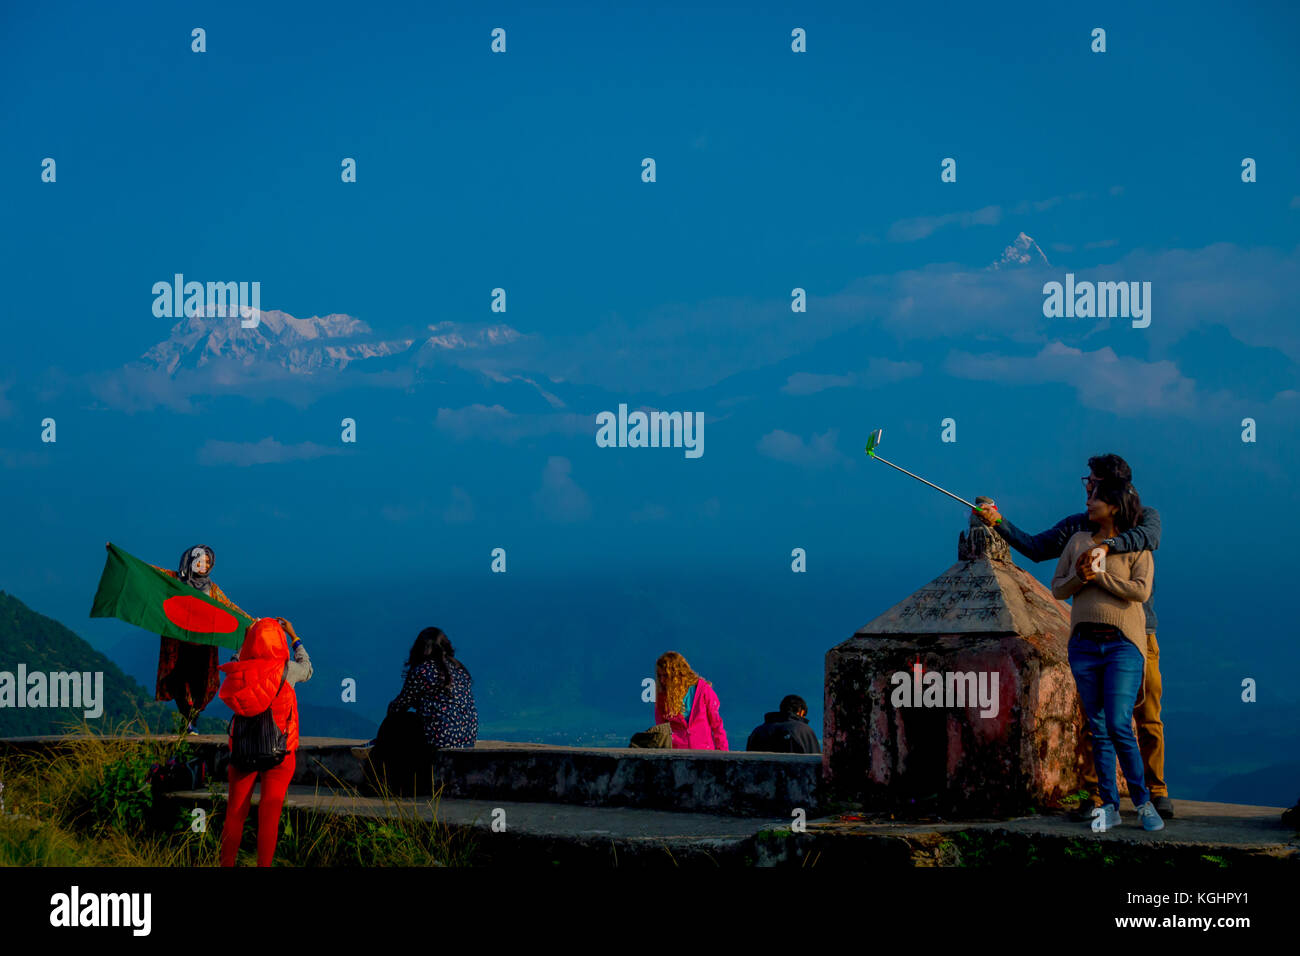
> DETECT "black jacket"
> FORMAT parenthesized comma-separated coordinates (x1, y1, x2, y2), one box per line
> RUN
(745, 712, 821, 754)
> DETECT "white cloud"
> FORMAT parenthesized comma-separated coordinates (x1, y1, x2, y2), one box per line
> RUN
(533, 456, 591, 522)
(630, 502, 669, 522)
(444, 486, 475, 523)
(782, 358, 921, 395)
(380, 501, 429, 523)
(944, 342, 1210, 416)
(1012, 196, 1063, 214)
(782, 372, 858, 395)
(197, 437, 346, 466)
(0, 448, 49, 469)
(756, 428, 842, 467)
(434, 404, 591, 442)
(888, 205, 1002, 242)
(891, 191, 1109, 244)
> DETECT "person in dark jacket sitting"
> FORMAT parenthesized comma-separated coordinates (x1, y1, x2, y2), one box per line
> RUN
(365, 627, 477, 796)
(746, 695, 821, 754)
(386, 627, 478, 750)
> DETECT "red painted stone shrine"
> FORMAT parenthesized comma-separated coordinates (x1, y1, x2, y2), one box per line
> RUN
(824, 510, 1087, 816)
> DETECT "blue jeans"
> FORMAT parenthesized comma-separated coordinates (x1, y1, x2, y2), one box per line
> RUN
(1069, 628, 1150, 808)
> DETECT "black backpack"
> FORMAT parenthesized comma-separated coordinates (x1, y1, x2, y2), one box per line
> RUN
(229, 666, 289, 772)
(365, 710, 433, 796)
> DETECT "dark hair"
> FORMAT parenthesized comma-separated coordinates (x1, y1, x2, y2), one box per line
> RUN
(1090, 479, 1142, 533)
(1087, 454, 1132, 485)
(403, 627, 469, 692)
(780, 694, 808, 718)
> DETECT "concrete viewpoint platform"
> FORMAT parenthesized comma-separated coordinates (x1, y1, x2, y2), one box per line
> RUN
(8, 734, 1297, 866)
(164, 784, 1299, 868)
(2, 734, 823, 817)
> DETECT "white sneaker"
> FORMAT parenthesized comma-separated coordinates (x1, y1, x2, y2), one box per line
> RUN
(1135, 801, 1165, 831)
(1089, 804, 1121, 831)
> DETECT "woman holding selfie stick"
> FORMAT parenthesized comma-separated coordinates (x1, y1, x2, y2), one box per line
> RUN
(1051, 479, 1163, 832)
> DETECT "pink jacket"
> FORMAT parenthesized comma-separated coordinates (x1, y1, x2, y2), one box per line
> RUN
(655, 679, 729, 751)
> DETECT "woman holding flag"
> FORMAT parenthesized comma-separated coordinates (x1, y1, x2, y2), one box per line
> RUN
(151, 545, 252, 732)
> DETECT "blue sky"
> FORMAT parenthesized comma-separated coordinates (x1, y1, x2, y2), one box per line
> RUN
(1, 2, 1298, 796)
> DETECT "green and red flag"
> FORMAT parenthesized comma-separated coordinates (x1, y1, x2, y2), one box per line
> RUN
(90, 542, 253, 650)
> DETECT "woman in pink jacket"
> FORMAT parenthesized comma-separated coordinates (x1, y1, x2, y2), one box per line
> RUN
(653, 651, 728, 750)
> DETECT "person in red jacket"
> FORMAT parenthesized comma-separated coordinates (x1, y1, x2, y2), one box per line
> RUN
(654, 651, 728, 750)
(217, 616, 312, 867)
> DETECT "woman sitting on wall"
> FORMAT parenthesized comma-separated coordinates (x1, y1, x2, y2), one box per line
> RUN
(386, 627, 478, 750)
(654, 651, 728, 751)
(368, 627, 477, 795)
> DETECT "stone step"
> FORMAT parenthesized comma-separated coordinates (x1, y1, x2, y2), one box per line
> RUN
(167, 785, 1299, 868)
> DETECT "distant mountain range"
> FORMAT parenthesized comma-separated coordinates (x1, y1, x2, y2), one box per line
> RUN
(141, 309, 524, 376)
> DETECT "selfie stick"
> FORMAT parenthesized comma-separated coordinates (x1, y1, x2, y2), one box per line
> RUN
(864, 428, 981, 511)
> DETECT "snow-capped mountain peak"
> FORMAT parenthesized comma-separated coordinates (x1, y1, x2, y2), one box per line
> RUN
(990, 231, 1052, 270)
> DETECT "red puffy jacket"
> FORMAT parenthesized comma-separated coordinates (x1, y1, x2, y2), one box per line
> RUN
(218, 618, 299, 753)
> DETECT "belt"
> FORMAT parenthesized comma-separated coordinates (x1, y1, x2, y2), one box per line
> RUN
(1073, 622, 1123, 641)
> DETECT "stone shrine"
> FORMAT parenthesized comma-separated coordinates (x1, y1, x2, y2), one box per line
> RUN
(825, 506, 1084, 816)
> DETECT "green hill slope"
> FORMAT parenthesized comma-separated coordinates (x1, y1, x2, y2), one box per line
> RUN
(0, 590, 213, 736)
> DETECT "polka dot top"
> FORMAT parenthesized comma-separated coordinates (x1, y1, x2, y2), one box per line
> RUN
(389, 659, 478, 749)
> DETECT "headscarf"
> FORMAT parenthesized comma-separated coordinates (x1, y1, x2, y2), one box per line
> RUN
(178, 544, 215, 593)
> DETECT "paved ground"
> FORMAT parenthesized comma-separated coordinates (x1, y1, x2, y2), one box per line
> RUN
(18, 734, 1296, 863)
(170, 785, 1294, 850)
(171, 785, 788, 840)
(811, 799, 1294, 848)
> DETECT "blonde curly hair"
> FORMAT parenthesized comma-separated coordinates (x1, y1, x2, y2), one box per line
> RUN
(656, 651, 705, 718)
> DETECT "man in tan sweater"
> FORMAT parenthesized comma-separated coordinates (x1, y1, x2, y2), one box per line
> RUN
(977, 452, 1172, 818)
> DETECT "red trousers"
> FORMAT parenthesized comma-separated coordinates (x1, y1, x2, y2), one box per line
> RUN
(220, 752, 296, 867)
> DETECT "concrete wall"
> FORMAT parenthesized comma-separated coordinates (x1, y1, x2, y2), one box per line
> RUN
(1, 735, 823, 817)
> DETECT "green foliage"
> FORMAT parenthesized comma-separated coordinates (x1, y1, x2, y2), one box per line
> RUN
(0, 724, 218, 865)
(85, 752, 153, 832)
(0, 730, 219, 866)
(264, 792, 476, 867)
(1061, 837, 1116, 865)
(2, 726, 478, 866)
(947, 830, 1043, 866)
(0, 816, 84, 865)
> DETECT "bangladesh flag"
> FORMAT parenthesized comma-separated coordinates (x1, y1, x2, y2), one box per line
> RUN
(90, 542, 254, 650)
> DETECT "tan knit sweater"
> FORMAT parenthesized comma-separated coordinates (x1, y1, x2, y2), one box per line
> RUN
(1051, 532, 1154, 656)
